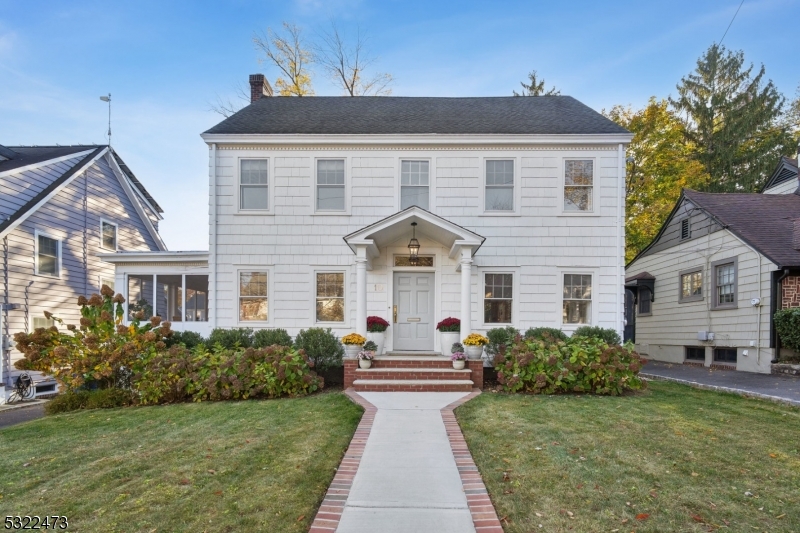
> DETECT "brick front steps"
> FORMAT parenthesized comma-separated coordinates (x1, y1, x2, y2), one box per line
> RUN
(344, 354, 484, 392)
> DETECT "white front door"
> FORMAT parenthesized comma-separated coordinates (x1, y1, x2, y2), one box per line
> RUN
(393, 272, 435, 351)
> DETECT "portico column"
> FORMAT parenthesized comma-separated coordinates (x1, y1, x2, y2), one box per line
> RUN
(355, 246, 368, 337)
(460, 247, 473, 339)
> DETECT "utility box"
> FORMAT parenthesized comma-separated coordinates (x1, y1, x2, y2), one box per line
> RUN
(698, 331, 708, 341)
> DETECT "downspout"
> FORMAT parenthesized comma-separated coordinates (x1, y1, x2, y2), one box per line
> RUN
(727, 232, 764, 365)
(616, 144, 624, 337)
(83, 173, 88, 296)
(2, 235, 7, 387)
(210, 143, 217, 328)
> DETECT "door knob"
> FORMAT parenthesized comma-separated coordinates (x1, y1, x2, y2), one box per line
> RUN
(393, 305, 398, 323)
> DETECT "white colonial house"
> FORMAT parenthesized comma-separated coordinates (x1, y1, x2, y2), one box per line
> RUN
(101, 75, 631, 357)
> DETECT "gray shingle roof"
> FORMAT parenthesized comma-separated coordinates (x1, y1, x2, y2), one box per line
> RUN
(0, 145, 98, 174)
(684, 189, 800, 269)
(204, 96, 630, 136)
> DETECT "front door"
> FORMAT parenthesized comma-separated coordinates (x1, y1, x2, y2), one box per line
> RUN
(393, 272, 435, 351)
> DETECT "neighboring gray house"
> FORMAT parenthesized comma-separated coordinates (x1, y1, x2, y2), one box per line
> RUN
(0, 144, 165, 400)
(625, 154, 800, 373)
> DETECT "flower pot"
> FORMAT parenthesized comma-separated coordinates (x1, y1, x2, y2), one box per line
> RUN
(465, 345, 484, 360)
(366, 331, 385, 356)
(439, 331, 460, 355)
(359, 359, 372, 369)
(344, 345, 362, 359)
(452, 360, 465, 370)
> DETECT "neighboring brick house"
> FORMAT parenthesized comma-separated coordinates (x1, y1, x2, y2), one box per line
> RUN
(0, 144, 165, 400)
(625, 153, 800, 373)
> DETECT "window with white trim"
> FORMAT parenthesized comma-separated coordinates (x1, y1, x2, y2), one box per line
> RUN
(239, 271, 268, 321)
(400, 160, 429, 210)
(101, 220, 117, 250)
(485, 160, 514, 211)
(36, 234, 60, 277)
(563, 274, 592, 324)
(484, 273, 513, 323)
(316, 159, 345, 211)
(100, 277, 115, 292)
(33, 316, 54, 330)
(240, 159, 269, 210)
(316, 272, 345, 322)
(564, 160, 593, 212)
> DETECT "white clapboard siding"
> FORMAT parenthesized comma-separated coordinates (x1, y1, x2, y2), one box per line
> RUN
(210, 146, 623, 341)
(763, 178, 798, 195)
(3, 156, 160, 364)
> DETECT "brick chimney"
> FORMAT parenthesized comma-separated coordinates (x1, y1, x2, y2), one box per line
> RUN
(249, 74, 273, 103)
(793, 218, 800, 251)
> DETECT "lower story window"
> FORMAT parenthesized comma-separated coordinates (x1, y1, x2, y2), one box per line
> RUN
(638, 288, 652, 315)
(32, 316, 54, 330)
(713, 348, 737, 363)
(316, 272, 345, 322)
(127, 274, 209, 322)
(563, 274, 592, 324)
(240, 272, 268, 321)
(685, 346, 705, 361)
(484, 273, 513, 323)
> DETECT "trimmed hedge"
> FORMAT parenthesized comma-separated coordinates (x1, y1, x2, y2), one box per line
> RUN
(486, 326, 520, 358)
(293, 327, 344, 372)
(573, 325, 621, 345)
(207, 328, 254, 349)
(45, 388, 137, 415)
(775, 307, 800, 353)
(494, 335, 644, 395)
(166, 330, 207, 349)
(524, 327, 568, 342)
(253, 328, 293, 348)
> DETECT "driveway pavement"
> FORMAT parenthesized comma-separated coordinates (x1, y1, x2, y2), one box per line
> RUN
(641, 361, 800, 406)
(0, 401, 46, 429)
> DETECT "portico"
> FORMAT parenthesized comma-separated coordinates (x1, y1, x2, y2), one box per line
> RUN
(344, 207, 484, 352)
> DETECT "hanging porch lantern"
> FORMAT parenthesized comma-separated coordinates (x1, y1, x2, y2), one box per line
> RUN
(407, 222, 420, 266)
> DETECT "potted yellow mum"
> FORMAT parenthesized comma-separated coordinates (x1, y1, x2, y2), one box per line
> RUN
(342, 332, 366, 359)
(463, 333, 489, 360)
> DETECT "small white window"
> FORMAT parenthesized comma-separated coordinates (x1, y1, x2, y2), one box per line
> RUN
(563, 274, 592, 324)
(316, 272, 345, 322)
(564, 160, 593, 212)
(485, 160, 514, 211)
(101, 219, 117, 250)
(317, 160, 345, 211)
(484, 273, 513, 323)
(36, 233, 60, 277)
(240, 160, 269, 210)
(33, 316, 54, 330)
(239, 272, 268, 321)
(400, 160, 429, 210)
(100, 277, 115, 292)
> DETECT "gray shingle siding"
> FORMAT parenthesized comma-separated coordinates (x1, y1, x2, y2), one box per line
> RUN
(204, 96, 631, 136)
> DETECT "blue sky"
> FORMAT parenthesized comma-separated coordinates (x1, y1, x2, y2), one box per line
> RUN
(1, 0, 798, 250)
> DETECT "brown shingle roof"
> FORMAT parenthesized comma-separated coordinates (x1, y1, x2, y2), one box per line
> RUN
(684, 189, 800, 268)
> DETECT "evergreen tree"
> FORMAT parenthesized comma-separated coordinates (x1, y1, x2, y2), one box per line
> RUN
(670, 44, 794, 192)
(513, 71, 560, 96)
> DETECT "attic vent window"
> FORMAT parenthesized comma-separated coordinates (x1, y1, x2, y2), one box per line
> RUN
(680, 218, 691, 240)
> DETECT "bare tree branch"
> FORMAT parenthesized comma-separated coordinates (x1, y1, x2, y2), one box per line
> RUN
(253, 22, 314, 96)
(208, 80, 252, 118)
(315, 22, 393, 96)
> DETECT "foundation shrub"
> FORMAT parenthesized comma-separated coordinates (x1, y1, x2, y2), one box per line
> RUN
(135, 344, 323, 404)
(294, 327, 344, 372)
(572, 325, 621, 345)
(486, 326, 521, 360)
(253, 328, 293, 348)
(165, 330, 207, 349)
(524, 327, 568, 342)
(494, 335, 644, 395)
(775, 308, 800, 353)
(45, 389, 137, 415)
(207, 328, 254, 349)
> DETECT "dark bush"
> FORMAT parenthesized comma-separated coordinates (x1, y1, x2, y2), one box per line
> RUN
(294, 327, 344, 372)
(495, 335, 644, 395)
(45, 388, 136, 415)
(775, 308, 800, 353)
(572, 325, 621, 345)
(253, 328, 293, 348)
(135, 344, 323, 404)
(208, 328, 253, 349)
(166, 330, 207, 349)
(524, 327, 568, 342)
(486, 326, 520, 359)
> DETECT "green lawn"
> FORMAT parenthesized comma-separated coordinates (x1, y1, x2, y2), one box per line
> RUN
(0, 391, 362, 533)
(456, 381, 800, 533)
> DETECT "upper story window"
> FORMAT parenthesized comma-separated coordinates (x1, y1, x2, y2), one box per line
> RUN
(563, 273, 592, 324)
(712, 258, 737, 309)
(564, 160, 593, 212)
(400, 160, 429, 210)
(316, 159, 345, 211)
(240, 159, 269, 211)
(36, 233, 61, 278)
(101, 219, 118, 250)
(485, 160, 514, 211)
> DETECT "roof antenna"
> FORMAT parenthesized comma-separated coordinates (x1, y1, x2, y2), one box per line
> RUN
(99, 94, 111, 147)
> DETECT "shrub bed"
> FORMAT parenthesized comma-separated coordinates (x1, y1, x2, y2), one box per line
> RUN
(494, 335, 644, 395)
(45, 388, 137, 414)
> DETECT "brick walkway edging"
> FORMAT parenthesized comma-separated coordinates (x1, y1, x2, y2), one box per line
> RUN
(308, 389, 377, 533)
(641, 374, 800, 407)
(442, 389, 505, 533)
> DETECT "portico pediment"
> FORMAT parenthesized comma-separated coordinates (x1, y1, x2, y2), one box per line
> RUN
(343, 206, 485, 259)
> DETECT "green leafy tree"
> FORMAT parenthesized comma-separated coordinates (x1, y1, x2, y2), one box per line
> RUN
(513, 70, 560, 96)
(670, 44, 794, 192)
(605, 99, 709, 262)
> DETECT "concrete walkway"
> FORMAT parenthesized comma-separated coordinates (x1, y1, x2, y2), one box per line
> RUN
(335, 392, 478, 533)
(642, 362, 800, 406)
